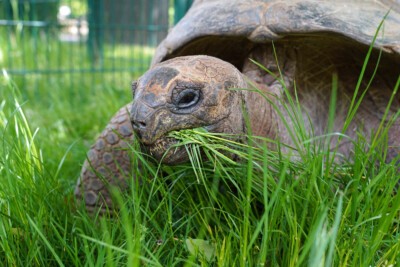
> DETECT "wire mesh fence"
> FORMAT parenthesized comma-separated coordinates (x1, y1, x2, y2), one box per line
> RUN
(0, 0, 193, 92)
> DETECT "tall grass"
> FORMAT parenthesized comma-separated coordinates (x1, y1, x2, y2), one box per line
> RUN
(1, 63, 400, 266)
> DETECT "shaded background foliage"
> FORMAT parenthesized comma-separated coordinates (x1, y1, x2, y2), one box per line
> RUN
(0, 0, 193, 91)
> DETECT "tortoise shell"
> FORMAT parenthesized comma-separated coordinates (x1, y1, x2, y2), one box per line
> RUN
(153, 0, 400, 67)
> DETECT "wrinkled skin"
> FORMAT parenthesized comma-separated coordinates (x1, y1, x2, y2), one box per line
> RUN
(75, 42, 400, 212)
(130, 56, 247, 164)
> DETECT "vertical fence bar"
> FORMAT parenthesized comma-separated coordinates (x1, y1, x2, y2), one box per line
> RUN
(174, 0, 193, 24)
(87, 0, 103, 67)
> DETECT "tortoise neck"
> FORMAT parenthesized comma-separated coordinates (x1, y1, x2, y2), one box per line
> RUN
(243, 82, 279, 140)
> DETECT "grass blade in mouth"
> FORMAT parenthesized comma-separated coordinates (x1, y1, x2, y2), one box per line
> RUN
(168, 128, 253, 165)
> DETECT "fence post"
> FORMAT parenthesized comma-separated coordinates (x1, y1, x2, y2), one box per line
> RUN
(174, 0, 193, 24)
(87, 0, 104, 66)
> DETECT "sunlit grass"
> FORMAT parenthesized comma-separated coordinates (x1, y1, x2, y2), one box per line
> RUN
(1, 57, 400, 265)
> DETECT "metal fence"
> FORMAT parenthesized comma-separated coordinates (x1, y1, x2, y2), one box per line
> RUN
(0, 0, 193, 91)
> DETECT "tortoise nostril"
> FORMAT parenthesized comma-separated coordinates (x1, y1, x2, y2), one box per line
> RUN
(132, 119, 147, 130)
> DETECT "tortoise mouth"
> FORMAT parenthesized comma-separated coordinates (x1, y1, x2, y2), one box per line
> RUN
(143, 135, 189, 165)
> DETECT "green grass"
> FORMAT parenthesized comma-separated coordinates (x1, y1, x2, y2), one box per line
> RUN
(1, 30, 400, 267)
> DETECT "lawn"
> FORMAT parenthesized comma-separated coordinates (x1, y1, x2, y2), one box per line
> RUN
(1, 30, 400, 266)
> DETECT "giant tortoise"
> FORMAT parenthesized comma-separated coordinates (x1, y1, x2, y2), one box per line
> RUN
(75, 0, 400, 212)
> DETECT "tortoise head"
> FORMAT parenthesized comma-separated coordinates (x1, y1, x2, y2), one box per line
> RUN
(130, 55, 247, 164)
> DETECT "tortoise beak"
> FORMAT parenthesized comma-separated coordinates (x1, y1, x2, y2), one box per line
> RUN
(130, 99, 175, 146)
(130, 100, 156, 145)
(130, 101, 190, 164)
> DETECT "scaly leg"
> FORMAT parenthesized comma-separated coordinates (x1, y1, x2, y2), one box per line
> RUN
(74, 103, 136, 213)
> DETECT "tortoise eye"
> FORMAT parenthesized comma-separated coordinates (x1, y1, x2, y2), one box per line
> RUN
(171, 82, 203, 113)
(171, 88, 202, 112)
(176, 89, 200, 109)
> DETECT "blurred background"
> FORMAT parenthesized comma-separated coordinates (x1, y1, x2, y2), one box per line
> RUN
(0, 0, 193, 91)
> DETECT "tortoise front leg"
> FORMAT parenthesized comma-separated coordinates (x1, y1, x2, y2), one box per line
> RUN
(74, 103, 137, 213)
